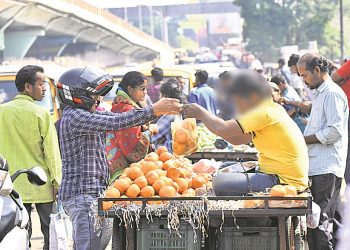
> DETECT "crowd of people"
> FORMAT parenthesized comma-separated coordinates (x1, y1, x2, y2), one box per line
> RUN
(0, 51, 349, 250)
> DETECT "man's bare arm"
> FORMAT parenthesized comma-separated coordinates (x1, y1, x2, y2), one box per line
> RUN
(304, 134, 319, 144)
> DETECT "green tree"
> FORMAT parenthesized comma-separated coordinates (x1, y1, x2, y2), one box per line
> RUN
(234, 0, 339, 61)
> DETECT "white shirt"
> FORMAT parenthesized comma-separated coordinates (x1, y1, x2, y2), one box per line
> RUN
(290, 73, 304, 89)
(304, 77, 349, 178)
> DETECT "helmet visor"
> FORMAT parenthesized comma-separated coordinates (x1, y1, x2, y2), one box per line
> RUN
(80, 67, 114, 96)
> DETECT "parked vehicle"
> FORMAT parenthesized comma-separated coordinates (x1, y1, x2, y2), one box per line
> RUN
(0, 155, 47, 250)
(0, 67, 61, 122)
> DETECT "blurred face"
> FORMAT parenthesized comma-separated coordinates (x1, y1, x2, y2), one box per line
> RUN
(271, 88, 281, 102)
(25, 72, 46, 101)
(128, 80, 148, 102)
(290, 65, 299, 75)
(231, 93, 262, 115)
(297, 63, 323, 90)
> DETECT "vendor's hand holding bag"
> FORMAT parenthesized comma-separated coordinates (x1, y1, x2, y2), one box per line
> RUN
(49, 201, 73, 250)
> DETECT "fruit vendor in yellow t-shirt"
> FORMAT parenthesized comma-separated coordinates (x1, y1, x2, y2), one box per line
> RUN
(182, 70, 309, 195)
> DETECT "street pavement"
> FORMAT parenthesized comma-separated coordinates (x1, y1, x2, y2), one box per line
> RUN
(31, 209, 112, 250)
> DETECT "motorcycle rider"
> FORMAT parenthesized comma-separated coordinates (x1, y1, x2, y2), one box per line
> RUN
(57, 67, 182, 250)
(0, 65, 62, 250)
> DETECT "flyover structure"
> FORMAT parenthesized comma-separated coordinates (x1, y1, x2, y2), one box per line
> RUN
(0, 0, 174, 65)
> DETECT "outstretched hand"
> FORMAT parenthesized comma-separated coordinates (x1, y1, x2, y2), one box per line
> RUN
(152, 98, 182, 116)
(181, 103, 205, 120)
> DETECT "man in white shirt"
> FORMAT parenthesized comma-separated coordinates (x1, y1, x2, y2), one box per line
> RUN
(298, 53, 349, 250)
(288, 54, 305, 97)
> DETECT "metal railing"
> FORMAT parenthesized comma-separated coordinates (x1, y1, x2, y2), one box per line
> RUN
(61, 0, 170, 49)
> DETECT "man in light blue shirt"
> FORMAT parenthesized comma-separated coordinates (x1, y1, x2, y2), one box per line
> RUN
(298, 53, 349, 250)
(270, 74, 300, 102)
(188, 70, 217, 116)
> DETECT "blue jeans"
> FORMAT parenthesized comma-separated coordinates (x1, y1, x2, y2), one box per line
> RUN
(213, 168, 278, 196)
(62, 194, 102, 250)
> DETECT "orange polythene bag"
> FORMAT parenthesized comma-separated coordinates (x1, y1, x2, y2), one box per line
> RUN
(171, 117, 198, 156)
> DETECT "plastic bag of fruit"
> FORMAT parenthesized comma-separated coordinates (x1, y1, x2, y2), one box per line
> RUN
(171, 117, 198, 156)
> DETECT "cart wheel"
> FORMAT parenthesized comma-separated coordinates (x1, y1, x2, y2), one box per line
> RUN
(287, 216, 305, 250)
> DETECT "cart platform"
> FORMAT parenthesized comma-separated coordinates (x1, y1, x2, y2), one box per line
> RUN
(98, 196, 312, 250)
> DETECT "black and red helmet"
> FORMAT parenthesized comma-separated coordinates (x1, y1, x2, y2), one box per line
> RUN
(57, 67, 114, 111)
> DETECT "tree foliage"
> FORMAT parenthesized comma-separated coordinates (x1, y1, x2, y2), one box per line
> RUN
(234, 0, 339, 61)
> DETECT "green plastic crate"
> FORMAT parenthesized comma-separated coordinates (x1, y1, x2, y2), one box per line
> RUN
(218, 226, 278, 250)
(137, 217, 201, 250)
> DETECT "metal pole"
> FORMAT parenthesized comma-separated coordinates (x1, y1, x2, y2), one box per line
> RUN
(149, 6, 154, 37)
(124, 7, 128, 22)
(340, 0, 344, 60)
(138, 6, 143, 31)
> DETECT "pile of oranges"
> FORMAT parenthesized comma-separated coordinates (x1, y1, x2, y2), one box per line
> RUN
(172, 118, 198, 156)
(102, 146, 212, 211)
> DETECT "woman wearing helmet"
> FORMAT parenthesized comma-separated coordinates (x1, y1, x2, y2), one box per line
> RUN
(56, 67, 181, 250)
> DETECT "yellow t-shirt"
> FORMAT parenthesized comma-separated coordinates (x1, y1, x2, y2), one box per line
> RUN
(237, 98, 309, 190)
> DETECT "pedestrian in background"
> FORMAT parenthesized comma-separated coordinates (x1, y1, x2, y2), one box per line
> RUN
(189, 69, 218, 116)
(278, 58, 292, 84)
(0, 65, 62, 250)
(148, 67, 164, 103)
(298, 53, 349, 250)
(288, 54, 305, 97)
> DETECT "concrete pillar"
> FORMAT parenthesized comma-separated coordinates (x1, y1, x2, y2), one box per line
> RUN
(4, 29, 45, 59)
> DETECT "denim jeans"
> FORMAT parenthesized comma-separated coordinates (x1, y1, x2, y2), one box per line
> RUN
(62, 194, 102, 250)
(213, 167, 278, 196)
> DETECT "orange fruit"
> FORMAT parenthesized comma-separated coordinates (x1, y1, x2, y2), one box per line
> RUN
(270, 185, 287, 197)
(182, 192, 194, 197)
(179, 168, 191, 178)
(155, 169, 166, 177)
(114, 179, 131, 194)
(122, 167, 130, 175)
(127, 167, 143, 180)
(191, 177, 206, 189)
(129, 162, 142, 169)
(182, 188, 195, 196)
(159, 152, 173, 163)
(152, 180, 167, 194)
(182, 118, 196, 131)
(119, 176, 133, 185)
(186, 137, 197, 152)
(173, 142, 186, 155)
(105, 187, 120, 198)
(102, 201, 113, 211)
(134, 176, 148, 189)
(167, 167, 180, 180)
(175, 178, 189, 193)
(244, 199, 263, 208)
(154, 161, 163, 168)
(148, 195, 163, 205)
(198, 173, 211, 183)
(115, 195, 130, 205)
(174, 128, 189, 143)
(145, 170, 159, 185)
(141, 161, 158, 175)
(284, 185, 297, 197)
(140, 186, 155, 198)
(162, 159, 177, 171)
(159, 185, 176, 197)
(156, 146, 168, 156)
(125, 184, 141, 198)
(144, 152, 159, 162)
(159, 176, 173, 186)
(172, 182, 179, 192)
